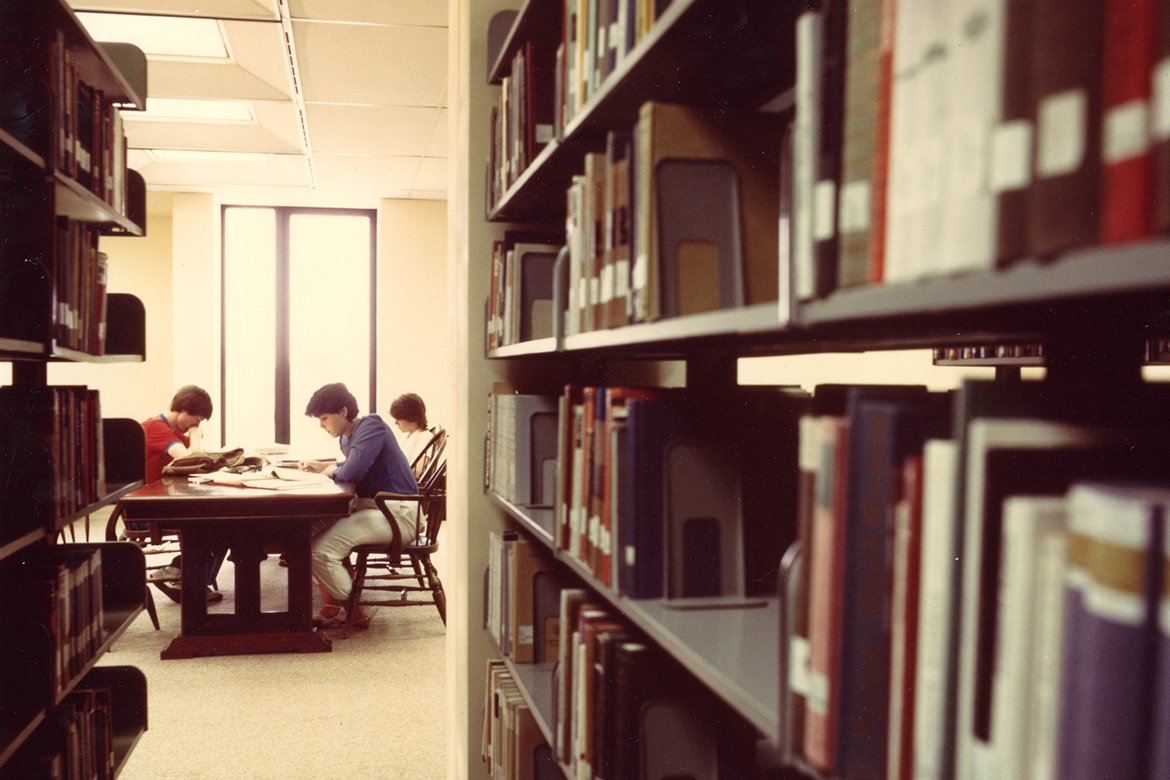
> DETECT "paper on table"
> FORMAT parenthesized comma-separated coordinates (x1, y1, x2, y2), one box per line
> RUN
(189, 466, 335, 490)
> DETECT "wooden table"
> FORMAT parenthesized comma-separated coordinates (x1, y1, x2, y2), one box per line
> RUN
(115, 478, 353, 659)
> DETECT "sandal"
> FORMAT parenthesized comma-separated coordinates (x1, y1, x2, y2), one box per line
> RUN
(312, 605, 346, 628)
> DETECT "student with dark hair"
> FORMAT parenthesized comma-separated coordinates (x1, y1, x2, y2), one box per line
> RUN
(140, 384, 226, 602)
(389, 391, 434, 468)
(300, 382, 418, 628)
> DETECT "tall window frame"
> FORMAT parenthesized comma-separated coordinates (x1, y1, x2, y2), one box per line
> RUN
(220, 205, 378, 446)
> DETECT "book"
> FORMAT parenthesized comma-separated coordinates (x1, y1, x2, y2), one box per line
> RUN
(912, 438, 961, 780)
(794, 10, 824, 301)
(990, 495, 1068, 780)
(811, 0, 847, 298)
(1026, 0, 1105, 258)
(1057, 482, 1170, 780)
(886, 453, 923, 780)
(1099, 0, 1157, 244)
(508, 538, 557, 664)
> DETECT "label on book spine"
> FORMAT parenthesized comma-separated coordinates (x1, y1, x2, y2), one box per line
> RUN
(1036, 89, 1088, 176)
(1103, 100, 1150, 162)
(990, 121, 1034, 192)
(1154, 58, 1170, 139)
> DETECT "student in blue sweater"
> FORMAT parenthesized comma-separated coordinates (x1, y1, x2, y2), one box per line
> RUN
(299, 382, 418, 628)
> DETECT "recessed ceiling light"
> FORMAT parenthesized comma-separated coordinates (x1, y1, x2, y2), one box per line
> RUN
(149, 150, 268, 164)
(76, 12, 229, 59)
(127, 98, 254, 124)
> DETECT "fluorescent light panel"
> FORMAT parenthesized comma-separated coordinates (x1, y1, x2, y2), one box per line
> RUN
(128, 98, 254, 123)
(149, 150, 268, 164)
(76, 12, 229, 59)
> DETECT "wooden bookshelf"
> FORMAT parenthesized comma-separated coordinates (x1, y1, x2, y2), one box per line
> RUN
(0, 1, 149, 774)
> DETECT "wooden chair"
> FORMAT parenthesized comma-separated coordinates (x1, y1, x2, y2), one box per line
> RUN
(409, 425, 446, 480)
(345, 446, 448, 626)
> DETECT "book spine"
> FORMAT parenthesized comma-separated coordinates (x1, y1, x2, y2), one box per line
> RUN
(1099, 0, 1157, 244)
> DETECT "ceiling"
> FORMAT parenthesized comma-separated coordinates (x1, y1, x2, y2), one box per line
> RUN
(68, 0, 449, 204)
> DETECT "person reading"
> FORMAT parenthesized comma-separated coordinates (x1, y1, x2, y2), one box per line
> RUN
(300, 382, 418, 629)
(389, 391, 436, 472)
(140, 385, 227, 602)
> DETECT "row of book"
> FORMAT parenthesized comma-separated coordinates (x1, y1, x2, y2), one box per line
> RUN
(792, 0, 1170, 300)
(1, 29, 129, 211)
(0, 386, 107, 540)
(487, 385, 802, 600)
(489, 42, 556, 208)
(486, 234, 561, 351)
(3, 685, 119, 780)
(0, 545, 106, 703)
(484, 662, 557, 780)
(54, 220, 110, 356)
(784, 379, 1170, 780)
(485, 542, 756, 780)
(566, 103, 780, 333)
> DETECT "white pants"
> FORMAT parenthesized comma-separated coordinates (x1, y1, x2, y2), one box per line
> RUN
(311, 500, 417, 600)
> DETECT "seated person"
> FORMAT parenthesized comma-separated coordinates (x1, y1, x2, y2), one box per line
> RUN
(389, 391, 436, 474)
(300, 382, 418, 628)
(139, 385, 227, 602)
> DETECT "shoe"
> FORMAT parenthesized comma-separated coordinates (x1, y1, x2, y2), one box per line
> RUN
(148, 565, 181, 583)
(312, 605, 346, 628)
(205, 587, 223, 603)
(278, 556, 289, 568)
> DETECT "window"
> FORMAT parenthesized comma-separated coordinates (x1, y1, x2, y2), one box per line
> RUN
(222, 206, 376, 451)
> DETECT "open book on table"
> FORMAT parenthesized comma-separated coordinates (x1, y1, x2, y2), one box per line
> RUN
(188, 465, 335, 490)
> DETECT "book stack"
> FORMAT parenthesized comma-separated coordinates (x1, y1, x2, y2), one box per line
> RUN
(0, 386, 106, 540)
(783, 379, 1170, 780)
(487, 232, 563, 350)
(0, 546, 106, 704)
(791, 0, 1166, 300)
(489, 40, 557, 209)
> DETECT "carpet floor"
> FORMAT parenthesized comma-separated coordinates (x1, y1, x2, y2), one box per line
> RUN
(87, 514, 448, 780)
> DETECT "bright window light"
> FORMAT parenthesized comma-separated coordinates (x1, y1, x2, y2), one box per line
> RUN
(128, 98, 254, 124)
(76, 12, 229, 59)
(149, 149, 268, 164)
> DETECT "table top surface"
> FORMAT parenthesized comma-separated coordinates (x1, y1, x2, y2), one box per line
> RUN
(119, 477, 354, 519)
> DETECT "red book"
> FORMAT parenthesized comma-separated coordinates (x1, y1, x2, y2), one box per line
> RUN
(886, 454, 923, 780)
(802, 416, 849, 771)
(1100, 0, 1158, 243)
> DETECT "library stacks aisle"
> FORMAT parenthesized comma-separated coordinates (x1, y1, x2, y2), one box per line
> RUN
(450, 0, 1170, 780)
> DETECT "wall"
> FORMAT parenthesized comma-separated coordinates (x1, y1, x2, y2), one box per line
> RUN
(377, 199, 451, 428)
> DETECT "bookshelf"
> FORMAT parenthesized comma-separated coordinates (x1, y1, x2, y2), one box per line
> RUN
(456, 0, 1170, 779)
(0, 0, 149, 776)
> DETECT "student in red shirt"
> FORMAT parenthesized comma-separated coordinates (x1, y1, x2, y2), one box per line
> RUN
(138, 385, 226, 602)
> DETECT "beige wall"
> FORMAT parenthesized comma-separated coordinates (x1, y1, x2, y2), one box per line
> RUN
(377, 199, 451, 429)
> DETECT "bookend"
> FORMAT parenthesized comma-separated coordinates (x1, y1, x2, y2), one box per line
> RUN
(656, 159, 745, 318)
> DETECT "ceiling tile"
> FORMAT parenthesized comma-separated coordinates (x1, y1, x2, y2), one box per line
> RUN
(425, 108, 448, 158)
(125, 103, 304, 154)
(312, 154, 420, 194)
(129, 149, 311, 188)
(289, 0, 446, 27)
(413, 157, 447, 192)
(292, 21, 446, 107)
(304, 104, 436, 156)
(69, 0, 279, 20)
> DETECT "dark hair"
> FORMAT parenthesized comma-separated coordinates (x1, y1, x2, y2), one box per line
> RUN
(305, 382, 359, 421)
(171, 385, 213, 419)
(389, 392, 427, 428)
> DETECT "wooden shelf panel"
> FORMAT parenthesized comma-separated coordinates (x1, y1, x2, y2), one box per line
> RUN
(0, 528, 46, 564)
(800, 244, 1170, 325)
(0, 711, 47, 772)
(490, 337, 560, 359)
(491, 492, 780, 740)
(54, 481, 145, 536)
(55, 175, 142, 234)
(0, 127, 46, 170)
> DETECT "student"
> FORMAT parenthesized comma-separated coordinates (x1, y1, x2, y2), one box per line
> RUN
(300, 382, 418, 628)
(140, 385, 226, 602)
(389, 391, 435, 471)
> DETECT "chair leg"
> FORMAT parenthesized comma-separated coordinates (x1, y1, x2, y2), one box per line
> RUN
(345, 551, 369, 625)
(422, 554, 445, 625)
(411, 556, 426, 589)
(144, 584, 160, 630)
